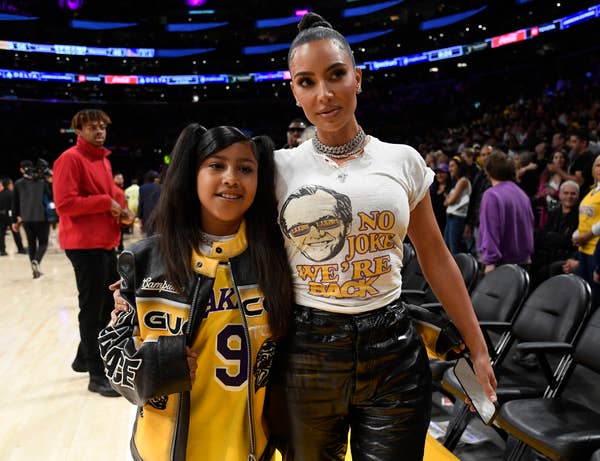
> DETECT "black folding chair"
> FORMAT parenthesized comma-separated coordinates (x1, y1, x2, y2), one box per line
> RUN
(495, 308, 600, 461)
(428, 265, 529, 398)
(441, 274, 591, 451)
(402, 252, 479, 305)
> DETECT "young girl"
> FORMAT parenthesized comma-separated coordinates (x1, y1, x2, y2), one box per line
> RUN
(99, 124, 292, 461)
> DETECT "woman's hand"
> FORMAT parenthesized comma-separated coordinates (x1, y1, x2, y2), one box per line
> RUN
(186, 346, 198, 385)
(562, 258, 579, 274)
(468, 352, 498, 409)
(572, 231, 592, 247)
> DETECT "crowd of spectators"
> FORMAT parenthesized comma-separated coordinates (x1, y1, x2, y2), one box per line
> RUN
(421, 79, 600, 307)
(1, 49, 599, 303)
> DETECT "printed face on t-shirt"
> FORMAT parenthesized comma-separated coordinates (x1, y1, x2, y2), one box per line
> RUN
(281, 188, 351, 262)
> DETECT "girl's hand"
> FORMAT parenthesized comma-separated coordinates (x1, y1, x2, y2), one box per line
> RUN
(108, 279, 128, 326)
(186, 346, 198, 385)
(109, 279, 129, 312)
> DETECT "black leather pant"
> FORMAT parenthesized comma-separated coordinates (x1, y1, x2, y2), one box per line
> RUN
(278, 301, 432, 461)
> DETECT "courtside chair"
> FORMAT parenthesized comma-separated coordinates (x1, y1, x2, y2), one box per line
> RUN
(441, 274, 591, 451)
(428, 264, 529, 394)
(401, 252, 479, 306)
(402, 241, 415, 268)
(496, 307, 600, 461)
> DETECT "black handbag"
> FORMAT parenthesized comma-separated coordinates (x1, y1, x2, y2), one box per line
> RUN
(406, 303, 465, 361)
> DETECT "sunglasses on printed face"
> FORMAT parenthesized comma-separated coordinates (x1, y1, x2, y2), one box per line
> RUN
(287, 217, 342, 237)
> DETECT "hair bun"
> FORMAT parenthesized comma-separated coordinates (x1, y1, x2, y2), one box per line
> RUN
(298, 12, 333, 32)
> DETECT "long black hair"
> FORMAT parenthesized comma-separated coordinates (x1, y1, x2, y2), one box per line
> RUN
(153, 124, 292, 339)
(288, 12, 355, 68)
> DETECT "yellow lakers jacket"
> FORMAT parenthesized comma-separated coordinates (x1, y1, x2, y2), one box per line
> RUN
(99, 224, 276, 461)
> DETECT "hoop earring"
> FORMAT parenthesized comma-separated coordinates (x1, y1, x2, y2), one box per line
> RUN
(296, 100, 302, 107)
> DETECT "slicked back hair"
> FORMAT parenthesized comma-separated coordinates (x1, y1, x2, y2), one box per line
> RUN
(288, 12, 355, 68)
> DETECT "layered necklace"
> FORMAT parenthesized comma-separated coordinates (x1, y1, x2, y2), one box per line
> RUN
(312, 126, 367, 160)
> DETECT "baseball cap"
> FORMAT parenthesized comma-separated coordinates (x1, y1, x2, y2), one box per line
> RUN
(287, 120, 307, 132)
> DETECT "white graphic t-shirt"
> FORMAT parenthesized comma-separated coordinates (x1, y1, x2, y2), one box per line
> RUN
(275, 136, 434, 313)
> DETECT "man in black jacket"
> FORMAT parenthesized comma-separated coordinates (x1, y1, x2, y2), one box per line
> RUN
(0, 178, 27, 256)
(12, 160, 50, 278)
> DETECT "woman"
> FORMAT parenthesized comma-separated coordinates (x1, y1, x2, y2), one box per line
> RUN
(101, 125, 292, 461)
(274, 13, 496, 460)
(535, 149, 568, 228)
(443, 156, 471, 254)
(571, 154, 600, 307)
(430, 162, 450, 232)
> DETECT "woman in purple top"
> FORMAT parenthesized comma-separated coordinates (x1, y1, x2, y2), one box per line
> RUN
(478, 152, 535, 274)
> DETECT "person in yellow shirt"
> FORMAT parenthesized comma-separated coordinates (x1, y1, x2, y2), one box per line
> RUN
(570, 154, 600, 307)
(124, 178, 139, 217)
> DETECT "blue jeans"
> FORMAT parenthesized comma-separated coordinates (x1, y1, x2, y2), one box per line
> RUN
(578, 251, 600, 309)
(444, 214, 465, 254)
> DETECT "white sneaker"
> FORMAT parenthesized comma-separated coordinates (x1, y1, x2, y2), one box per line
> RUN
(31, 260, 43, 279)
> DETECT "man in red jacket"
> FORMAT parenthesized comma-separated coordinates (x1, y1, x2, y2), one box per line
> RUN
(53, 109, 128, 397)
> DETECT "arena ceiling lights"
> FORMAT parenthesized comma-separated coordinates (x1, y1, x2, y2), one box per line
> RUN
(0, 3, 599, 87)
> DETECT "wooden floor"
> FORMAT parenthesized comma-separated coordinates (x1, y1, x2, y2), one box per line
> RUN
(0, 227, 457, 461)
(0, 229, 132, 461)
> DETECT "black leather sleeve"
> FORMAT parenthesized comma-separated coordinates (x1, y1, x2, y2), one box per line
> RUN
(98, 250, 192, 406)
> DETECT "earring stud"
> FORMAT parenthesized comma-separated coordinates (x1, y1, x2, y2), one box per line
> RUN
(296, 100, 302, 107)
(356, 86, 362, 94)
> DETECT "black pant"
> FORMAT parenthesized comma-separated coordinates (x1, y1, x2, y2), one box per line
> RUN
(22, 221, 50, 263)
(66, 249, 118, 377)
(0, 220, 26, 253)
(277, 302, 432, 461)
(0, 220, 8, 253)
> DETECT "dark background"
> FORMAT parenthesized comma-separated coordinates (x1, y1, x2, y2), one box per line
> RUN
(1, 0, 598, 182)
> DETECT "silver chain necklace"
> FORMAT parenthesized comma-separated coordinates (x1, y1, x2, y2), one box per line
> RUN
(312, 127, 366, 159)
(199, 231, 216, 247)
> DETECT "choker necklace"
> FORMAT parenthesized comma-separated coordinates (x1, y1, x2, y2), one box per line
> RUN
(312, 127, 367, 160)
(199, 231, 215, 247)
(199, 230, 236, 248)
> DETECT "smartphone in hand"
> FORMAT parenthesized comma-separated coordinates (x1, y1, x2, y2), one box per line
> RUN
(453, 357, 498, 425)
